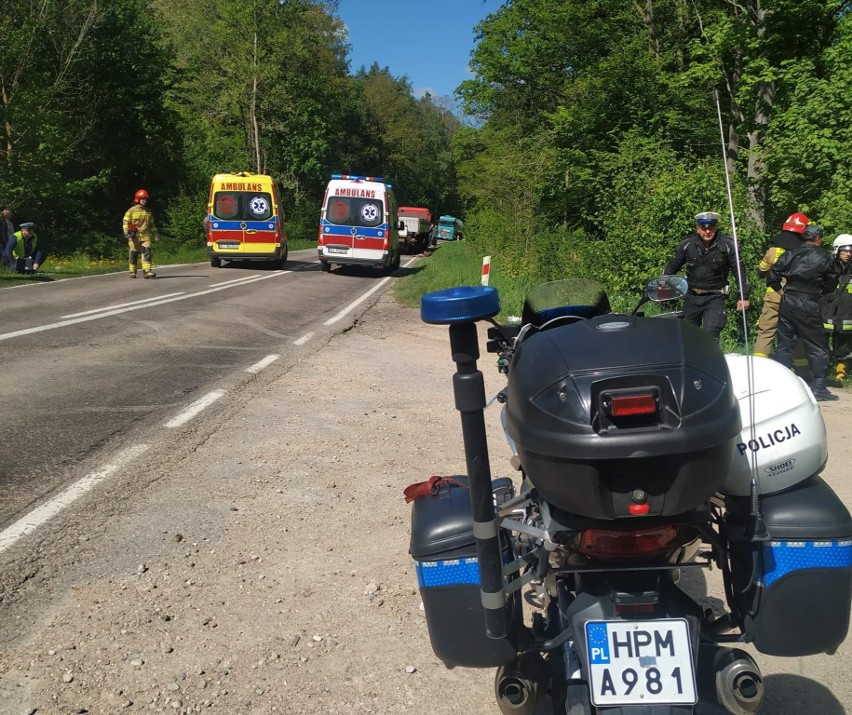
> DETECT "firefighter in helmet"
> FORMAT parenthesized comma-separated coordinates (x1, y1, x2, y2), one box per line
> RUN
(754, 212, 809, 358)
(822, 234, 852, 386)
(123, 188, 159, 278)
(768, 224, 840, 401)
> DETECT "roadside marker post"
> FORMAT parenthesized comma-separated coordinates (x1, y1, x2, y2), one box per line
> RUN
(481, 256, 491, 286)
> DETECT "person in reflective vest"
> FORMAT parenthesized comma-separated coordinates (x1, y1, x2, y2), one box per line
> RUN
(823, 234, 852, 385)
(4, 222, 45, 273)
(123, 188, 159, 278)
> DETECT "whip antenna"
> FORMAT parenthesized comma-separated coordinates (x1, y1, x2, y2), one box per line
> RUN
(713, 88, 765, 536)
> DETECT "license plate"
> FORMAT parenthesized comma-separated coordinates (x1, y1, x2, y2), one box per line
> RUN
(585, 619, 696, 706)
(217, 242, 239, 249)
(327, 247, 348, 255)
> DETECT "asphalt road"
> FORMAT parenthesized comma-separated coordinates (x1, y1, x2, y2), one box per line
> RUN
(0, 250, 400, 529)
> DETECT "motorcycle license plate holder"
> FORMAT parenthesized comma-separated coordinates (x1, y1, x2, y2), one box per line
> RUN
(584, 618, 697, 707)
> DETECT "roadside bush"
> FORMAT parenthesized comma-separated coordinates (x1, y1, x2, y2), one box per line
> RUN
(161, 190, 208, 249)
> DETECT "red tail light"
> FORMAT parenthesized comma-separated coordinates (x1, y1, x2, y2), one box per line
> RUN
(578, 525, 678, 561)
(610, 393, 657, 417)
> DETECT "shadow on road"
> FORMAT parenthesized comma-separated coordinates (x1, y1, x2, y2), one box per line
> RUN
(0, 273, 55, 284)
(762, 673, 846, 714)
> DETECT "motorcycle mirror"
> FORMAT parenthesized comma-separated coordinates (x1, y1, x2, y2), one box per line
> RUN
(646, 275, 688, 303)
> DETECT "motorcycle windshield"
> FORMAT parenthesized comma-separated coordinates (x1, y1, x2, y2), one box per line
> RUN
(521, 278, 611, 327)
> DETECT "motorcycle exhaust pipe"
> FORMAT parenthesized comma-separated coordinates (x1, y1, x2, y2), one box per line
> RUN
(494, 665, 538, 715)
(714, 648, 764, 715)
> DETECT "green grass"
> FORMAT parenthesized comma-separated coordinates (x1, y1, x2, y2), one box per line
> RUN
(0, 239, 316, 288)
(394, 242, 535, 321)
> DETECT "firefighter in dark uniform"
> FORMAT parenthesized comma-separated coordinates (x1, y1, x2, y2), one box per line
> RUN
(754, 212, 809, 358)
(664, 211, 750, 343)
(823, 234, 852, 386)
(768, 224, 840, 401)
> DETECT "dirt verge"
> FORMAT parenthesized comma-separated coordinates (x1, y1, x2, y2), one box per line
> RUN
(1, 292, 851, 715)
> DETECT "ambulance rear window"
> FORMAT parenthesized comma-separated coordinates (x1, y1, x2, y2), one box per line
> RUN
(213, 191, 273, 221)
(325, 197, 384, 228)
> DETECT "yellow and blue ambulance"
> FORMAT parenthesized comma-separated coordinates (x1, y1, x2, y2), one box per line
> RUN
(206, 172, 288, 268)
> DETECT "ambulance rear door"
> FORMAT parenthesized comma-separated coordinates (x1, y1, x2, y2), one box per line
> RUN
(323, 191, 387, 260)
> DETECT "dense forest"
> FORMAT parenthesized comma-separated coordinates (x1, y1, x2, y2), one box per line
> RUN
(4, 0, 852, 326)
(457, 0, 852, 312)
(0, 0, 461, 256)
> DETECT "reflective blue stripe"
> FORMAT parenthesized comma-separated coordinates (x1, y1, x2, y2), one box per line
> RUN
(416, 557, 480, 587)
(320, 219, 388, 239)
(207, 216, 278, 230)
(762, 540, 852, 587)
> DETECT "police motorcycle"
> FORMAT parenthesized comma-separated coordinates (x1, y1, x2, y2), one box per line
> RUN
(408, 275, 852, 714)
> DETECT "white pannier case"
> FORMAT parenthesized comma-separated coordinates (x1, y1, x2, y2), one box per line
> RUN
(721, 354, 827, 496)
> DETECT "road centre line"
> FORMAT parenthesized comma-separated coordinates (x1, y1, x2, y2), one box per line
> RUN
(293, 332, 313, 346)
(245, 354, 281, 373)
(209, 274, 281, 288)
(322, 256, 419, 326)
(0, 444, 151, 554)
(61, 293, 185, 319)
(164, 389, 227, 428)
(0, 272, 288, 343)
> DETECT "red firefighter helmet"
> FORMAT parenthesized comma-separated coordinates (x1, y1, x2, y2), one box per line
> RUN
(782, 212, 809, 233)
(134, 189, 150, 203)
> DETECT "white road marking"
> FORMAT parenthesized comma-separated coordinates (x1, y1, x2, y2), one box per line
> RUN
(0, 272, 288, 342)
(293, 332, 314, 346)
(209, 274, 282, 288)
(61, 293, 185, 319)
(245, 354, 281, 373)
(0, 444, 150, 554)
(322, 256, 417, 325)
(324, 278, 391, 325)
(165, 390, 227, 428)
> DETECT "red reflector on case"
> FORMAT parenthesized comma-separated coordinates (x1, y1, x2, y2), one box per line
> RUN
(629, 503, 650, 516)
(611, 394, 657, 416)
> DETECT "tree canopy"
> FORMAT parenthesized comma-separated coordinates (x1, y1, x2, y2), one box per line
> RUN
(0, 0, 461, 255)
(456, 0, 852, 317)
(4, 0, 852, 335)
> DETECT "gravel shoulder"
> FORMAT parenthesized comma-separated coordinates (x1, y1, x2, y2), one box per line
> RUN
(1, 291, 851, 715)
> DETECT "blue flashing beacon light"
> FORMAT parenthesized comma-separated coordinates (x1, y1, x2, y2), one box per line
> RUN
(421, 285, 500, 325)
(330, 174, 385, 183)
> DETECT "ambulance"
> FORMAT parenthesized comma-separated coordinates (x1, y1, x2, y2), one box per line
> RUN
(206, 172, 288, 268)
(317, 174, 402, 273)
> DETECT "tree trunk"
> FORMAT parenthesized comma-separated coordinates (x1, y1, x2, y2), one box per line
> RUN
(744, 1, 773, 233)
(1, 79, 11, 165)
(635, 0, 660, 59)
(746, 79, 774, 231)
(251, 29, 261, 173)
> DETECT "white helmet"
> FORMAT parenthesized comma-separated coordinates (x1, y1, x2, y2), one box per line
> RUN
(833, 234, 852, 255)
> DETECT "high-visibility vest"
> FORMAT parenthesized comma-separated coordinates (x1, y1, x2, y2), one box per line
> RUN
(10, 230, 37, 259)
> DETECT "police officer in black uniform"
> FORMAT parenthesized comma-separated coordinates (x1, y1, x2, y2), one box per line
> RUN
(664, 211, 750, 343)
(768, 224, 840, 401)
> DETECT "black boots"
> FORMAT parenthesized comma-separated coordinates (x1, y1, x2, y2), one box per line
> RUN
(811, 378, 840, 402)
